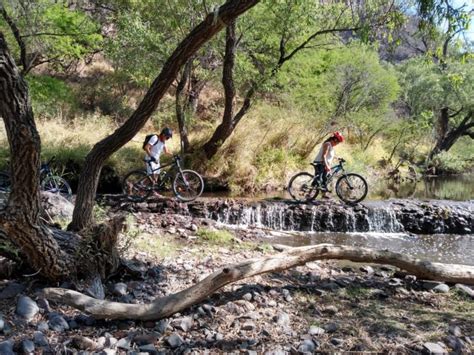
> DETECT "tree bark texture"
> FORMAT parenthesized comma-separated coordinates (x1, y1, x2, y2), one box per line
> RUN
(176, 59, 192, 153)
(70, 0, 260, 231)
(43, 244, 474, 321)
(0, 32, 72, 280)
(429, 109, 473, 160)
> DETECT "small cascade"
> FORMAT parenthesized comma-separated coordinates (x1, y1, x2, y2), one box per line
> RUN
(103, 194, 473, 234)
(365, 208, 404, 233)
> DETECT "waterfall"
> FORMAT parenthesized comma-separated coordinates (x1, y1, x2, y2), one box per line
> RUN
(211, 202, 406, 233)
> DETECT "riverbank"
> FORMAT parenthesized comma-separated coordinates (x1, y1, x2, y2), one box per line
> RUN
(0, 211, 473, 353)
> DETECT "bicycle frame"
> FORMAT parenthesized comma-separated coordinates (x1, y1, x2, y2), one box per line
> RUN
(145, 156, 187, 190)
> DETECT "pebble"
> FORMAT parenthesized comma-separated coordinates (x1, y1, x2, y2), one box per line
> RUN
(72, 335, 97, 350)
(21, 339, 35, 353)
(0, 282, 25, 299)
(298, 339, 316, 353)
(16, 296, 39, 321)
(156, 319, 169, 333)
(448, 325, 462, 337)
(113, 282, 128, 296)
(0, 340, 14, 355)
(324, 323, 339, 333)
(116, 337, 132, 350)
(360, 265, 374, 275)
(166, 333, 184, 348)
(176, 316, 193, 332)
(241, 320, 256, 331)
(33, 331, 49, 347)
(274, 312, 290, 326)
(423, 342, 446, 353)
(48, 313, 70, 332)
(433, 284, 450, 293)
(331, 338, 344, 346)
(242, 292, 253, 301)
(0, 316, 4, 332)
(309, 326, 325, 336)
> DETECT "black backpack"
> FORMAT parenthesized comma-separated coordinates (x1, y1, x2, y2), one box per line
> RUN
(142, 134, 158, 150)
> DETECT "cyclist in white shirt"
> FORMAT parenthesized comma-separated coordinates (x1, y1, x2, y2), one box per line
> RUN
(313, 131, 344, 199)
(144, 127, 173, 183)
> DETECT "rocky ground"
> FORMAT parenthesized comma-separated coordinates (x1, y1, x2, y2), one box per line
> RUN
(0, 210, 473, 354)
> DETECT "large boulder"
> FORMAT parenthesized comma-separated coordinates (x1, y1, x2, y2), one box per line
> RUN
(40, 192, 74, 222)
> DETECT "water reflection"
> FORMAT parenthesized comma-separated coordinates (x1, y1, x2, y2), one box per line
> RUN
(267, 231, 474, 265)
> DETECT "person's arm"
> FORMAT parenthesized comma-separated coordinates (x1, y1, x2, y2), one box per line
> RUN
(144, 144, 154, 159)
(163, 145, 172, 156)
(322, 142, 331, 171)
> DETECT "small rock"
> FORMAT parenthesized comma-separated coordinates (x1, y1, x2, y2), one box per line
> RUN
(448, 325, 462, 337)
(405, 275, 417, 283)
(0, 282, 25, 299)
(308, 326, 325, 336)
(33, 331, 49, 347)
(454, 284, 474, 298)
(242, 293, 253, 301)
(113, 283, 128, 296)
(388, 278, 403, 287)
(360, 265, 374, 274)
(267, 300, 277, 307)
(190, 224, 198, 232)
(72, 336, 97, 350)
(48, 313, 69, 332)
(423, 342, 446, 353)
(36, 298, 51, 313)
(0, 340, 14, 355)
(166, 333, 184, 348)
(139, 343, 158, 354)
(323, 323, 338, 333)
(433, 284, 450, 293)
(16, 296, 39, 321)
(133, 334, 158, 346)
(37, 321, 49, 332)
(298, 339, 316, 353)
(331, 338, 344, 346)
(21, 339, 35, 353)
(176, 316, 193, 332)
(241, 320, 256, 331)
(68, 319, 79, 330)
(274, 312, 290, 326)
(323, 306, 338, 315)
(215, 333, 224, 341)
(98, 350, 116, 355)
(116, 337, 132, 350)
(156, 319, 169, 333)
(0, 316, 4, 332)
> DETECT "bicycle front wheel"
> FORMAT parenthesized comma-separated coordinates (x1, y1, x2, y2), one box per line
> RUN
(335, 173, 368, 204)
(0, 172, 11, 193)
(173, 170, 204, 202)
(41, 175, 72, 200)
(288, 172, 319, 202)
(122, 170, 153, 201)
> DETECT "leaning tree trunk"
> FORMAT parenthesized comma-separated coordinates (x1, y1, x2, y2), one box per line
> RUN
(69, 0, 260, 231)
(0, 32, 73, 280)
(176, 59, 192, 153)
(43, 243, 474, 321)
(429, 109, 474, 160)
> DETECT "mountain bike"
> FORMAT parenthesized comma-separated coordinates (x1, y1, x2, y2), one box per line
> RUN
(122, 155, 204, 202)
(0, 157, 72, 200)
(288, 158, 368, 204)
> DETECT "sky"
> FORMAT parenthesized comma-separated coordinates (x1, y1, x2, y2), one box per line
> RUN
(453, 0, 474, 41)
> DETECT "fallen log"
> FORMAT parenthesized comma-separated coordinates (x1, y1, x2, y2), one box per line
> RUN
(42, 244, 474, 321)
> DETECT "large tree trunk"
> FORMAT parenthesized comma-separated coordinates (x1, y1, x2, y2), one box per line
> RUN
(203, 20, 238, 159)
(0, 32, 73, 280)
(43, 243, 474, 321)
(176, 59, 192, 153)
(429, 109, 474, 160)
(69, 0, 260, 231)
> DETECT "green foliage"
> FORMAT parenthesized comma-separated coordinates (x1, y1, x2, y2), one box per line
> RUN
(197, 228, 234, 245)
(27, 75, 77, 118)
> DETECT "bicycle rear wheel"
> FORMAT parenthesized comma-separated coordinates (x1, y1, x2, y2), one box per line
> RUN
(335, 173, 368, 204)
(288, 172, 319, 202)
(41, 175, 73, 200)
(173, 170, 204, 202)
(122, 170, 153, 201)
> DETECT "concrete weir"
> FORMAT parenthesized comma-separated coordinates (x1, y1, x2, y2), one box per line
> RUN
(101, 196, 474, 235)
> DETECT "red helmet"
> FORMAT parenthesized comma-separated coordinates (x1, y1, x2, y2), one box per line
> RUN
(333, 131, 344, 143)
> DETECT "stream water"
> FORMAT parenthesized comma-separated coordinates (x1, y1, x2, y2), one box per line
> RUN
(210, 174, 474, 265)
